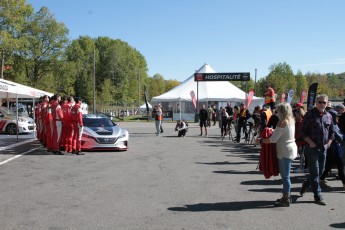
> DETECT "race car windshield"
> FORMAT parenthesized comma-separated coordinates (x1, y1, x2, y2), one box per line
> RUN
(83, 117, 114, 127)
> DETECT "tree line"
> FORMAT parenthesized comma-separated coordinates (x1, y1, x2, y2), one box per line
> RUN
(1, 0, 344, 108)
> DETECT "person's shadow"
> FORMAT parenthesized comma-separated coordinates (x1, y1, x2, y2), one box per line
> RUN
(168, 200, 274, 212)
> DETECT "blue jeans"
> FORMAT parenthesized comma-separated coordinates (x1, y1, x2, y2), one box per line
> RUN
(278, 157, 293, 194)
(155, 120, 161, 135)
(303, 145, 327, 197)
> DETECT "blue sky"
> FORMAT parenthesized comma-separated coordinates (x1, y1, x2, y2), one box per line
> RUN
(28, 0, 345, 82)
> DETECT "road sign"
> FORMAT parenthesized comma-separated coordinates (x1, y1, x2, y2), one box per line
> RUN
(194, 72, 250, 81)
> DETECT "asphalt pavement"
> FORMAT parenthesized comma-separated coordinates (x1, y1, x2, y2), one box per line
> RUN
(0, 121, 344, 230)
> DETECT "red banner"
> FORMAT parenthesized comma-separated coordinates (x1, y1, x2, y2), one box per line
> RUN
(280, 92, 286, 103)
(300, 89, 307, 103)
(190, 91, 196, 109)
(246, 90, 254, 108)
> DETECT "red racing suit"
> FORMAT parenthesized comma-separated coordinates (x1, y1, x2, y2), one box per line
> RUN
(71, 103, 83, 152)
(51, 100, 64, 151)
(61, 101, 74, 152)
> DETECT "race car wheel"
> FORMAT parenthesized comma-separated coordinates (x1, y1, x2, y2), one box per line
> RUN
(6, 123, 17, 135)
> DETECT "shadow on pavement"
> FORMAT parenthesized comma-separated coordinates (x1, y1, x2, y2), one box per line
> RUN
(330, 222, 345, 228)
(168, 200, 274, 212)
(213, 170, 260, 175)
(196, 161, 256, 165)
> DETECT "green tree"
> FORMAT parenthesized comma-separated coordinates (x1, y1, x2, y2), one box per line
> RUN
(165, 79, 180, 92)
(65, 36, 96, 103)
(16, 6, 69, 89)
(266, 62, 296, 101)
(148, 74, 165, 99)
(295, 70, 308, 102)
(0, 0, 33, 79)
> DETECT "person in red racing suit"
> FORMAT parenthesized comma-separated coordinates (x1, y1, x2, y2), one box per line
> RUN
(71, 97, 84, 155)
(51, 94, 64, 155)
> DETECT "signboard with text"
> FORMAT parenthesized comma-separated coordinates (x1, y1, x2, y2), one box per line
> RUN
(194, 72, 250, 81)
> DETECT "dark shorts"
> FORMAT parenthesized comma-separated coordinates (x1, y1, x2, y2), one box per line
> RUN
(199, 119, 207, 127)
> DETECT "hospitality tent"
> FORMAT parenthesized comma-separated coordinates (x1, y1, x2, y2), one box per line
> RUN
(151, 63, 264, 121)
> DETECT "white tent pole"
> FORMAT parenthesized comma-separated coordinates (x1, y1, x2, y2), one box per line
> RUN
(16, 92, 19, 142)
(179, 98, 181, 120)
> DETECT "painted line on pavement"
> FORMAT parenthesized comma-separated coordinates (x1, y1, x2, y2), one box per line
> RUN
(0, 139, 36, 151)
(0, 144, 41, 166)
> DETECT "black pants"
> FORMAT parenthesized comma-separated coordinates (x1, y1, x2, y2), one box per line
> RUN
(178, 129, 187, 137)
(320, 145, 345, 184)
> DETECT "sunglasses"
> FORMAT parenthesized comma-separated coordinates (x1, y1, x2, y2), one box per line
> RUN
(317, 101, 327, 104)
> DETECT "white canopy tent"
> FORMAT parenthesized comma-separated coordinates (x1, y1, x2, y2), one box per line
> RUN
(151, 63, 264, 121)
(0, 79, 53, 140)
(0, 79, 53, 100)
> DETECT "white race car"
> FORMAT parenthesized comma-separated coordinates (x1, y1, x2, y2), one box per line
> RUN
(0, 106, 35, 134)
(81, 114, 129, 151)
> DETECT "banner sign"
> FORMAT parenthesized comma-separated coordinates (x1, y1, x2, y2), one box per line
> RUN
(280, 92, 286, 103)
(246, 90, 255, 108)
(307, 83, 318, 109)
(190, 91, 197, 109)
(143, 85, 150, 114)
(300, 89, 307, 103)
(287, 89, 294, 104)
(194, 72, 250, 81)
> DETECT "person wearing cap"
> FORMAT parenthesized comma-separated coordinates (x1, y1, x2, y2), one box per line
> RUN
(300, 94, 334, 206)
(71, 97, 84, 155)
(264, 84, 276, 110)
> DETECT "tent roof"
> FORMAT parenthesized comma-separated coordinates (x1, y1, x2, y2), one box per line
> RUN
(139, 102, 152, 109)
(151, 63, 263, 103)
(0, 79, 53, 99)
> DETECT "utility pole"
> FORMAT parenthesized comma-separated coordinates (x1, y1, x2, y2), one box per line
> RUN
(138, 69, 140, 109)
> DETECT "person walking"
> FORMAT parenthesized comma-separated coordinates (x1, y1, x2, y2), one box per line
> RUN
(256, 103, 297, 207)
(299, 94, 334, 206)
(199, 104, 208, 137)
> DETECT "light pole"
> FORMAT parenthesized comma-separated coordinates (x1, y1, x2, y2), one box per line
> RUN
(254, 68, 257, 94)
(138, 69, 140, 109)
(93, 48, 96, 114)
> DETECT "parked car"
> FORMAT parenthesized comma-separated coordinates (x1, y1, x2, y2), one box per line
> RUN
(81, 114, 128, 151)
(0, 106, 35, 134)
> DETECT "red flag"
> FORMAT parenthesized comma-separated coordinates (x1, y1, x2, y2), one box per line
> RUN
(300, 89, 307, 103)
(280, 92, 286, 103)
(190, 91, 196, 109)
(246, 90, 254, 107)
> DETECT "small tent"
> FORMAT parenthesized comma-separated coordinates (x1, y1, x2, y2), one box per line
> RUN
(151, 63, 264, 120)
(139, 102, 152, 113)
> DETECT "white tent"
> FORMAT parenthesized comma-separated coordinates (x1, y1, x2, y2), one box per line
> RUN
(139, 102, 152, 114)
(0, 79, 53, 99)
(151, 63, 264, 120)
(139, 102, 152, 109)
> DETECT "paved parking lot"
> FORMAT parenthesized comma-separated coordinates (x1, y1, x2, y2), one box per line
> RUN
(0, 121, 344, 229)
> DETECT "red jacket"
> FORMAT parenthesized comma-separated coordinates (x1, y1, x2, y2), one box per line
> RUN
(259, 128, 279, 179)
